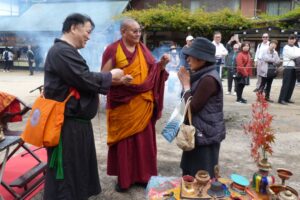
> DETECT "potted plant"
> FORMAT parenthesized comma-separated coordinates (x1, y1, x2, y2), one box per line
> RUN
(243, 93, 276, 194)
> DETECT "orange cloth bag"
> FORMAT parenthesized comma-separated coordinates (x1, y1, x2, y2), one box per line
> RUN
(21, 92, 74, 147)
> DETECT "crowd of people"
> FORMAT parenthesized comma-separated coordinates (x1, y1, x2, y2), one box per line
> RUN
(2, 12, 299, 200)
(1, 45, 38, 75)
(214, 31, 299, 104)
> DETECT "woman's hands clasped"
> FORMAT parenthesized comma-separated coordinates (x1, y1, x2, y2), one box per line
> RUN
(177, 67, 191, 91)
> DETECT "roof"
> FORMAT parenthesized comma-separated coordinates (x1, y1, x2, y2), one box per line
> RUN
(0, 1, 128, 32)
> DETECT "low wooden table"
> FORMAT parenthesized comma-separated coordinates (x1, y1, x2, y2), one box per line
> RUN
(146, 176, 269, 200)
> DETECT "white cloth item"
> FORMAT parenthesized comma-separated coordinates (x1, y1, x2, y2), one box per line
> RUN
(186, 35, 194, 41)
(254, 41, 270, 62)
(282, 45, 300, 67)
(8, 51, 13, 61)
(212, 41, 228, 58)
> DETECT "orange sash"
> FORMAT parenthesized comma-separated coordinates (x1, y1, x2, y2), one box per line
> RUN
(107, 43, 154, 145)
(0, 91, 16, 113)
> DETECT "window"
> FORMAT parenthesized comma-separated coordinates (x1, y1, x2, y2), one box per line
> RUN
(0, 0, 19, 16)
(266, 1, 291, 16)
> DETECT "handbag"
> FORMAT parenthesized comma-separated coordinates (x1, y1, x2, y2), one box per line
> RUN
(161, 97, 186, 143)
(236, 73, 250, 85)
(176, 97, 195, 151)
(267, 63, 277, 78)
(21, 91, 75, 147)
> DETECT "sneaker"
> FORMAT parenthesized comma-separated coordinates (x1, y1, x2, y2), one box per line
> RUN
(232, 92, 236, 96)
(236, 99, 247, 104)
(266, 99, 274, 103)
(241, 98, 247, 103)
(253, 88, 258, 92)
(226, 91, 231, 95)
(286, 100, 295, 104)
(278, 101, 288, 105)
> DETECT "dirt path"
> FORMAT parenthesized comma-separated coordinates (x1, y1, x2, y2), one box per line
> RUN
(0, 71, 299, 199)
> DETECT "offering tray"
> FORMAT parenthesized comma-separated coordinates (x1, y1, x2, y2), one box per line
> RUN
(180, 179, 212, 199)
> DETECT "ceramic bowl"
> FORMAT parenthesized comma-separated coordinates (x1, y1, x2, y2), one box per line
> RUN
(267, 184, 299, 200)
(277, 168, 293, 180)
(195, 170, 210, 185)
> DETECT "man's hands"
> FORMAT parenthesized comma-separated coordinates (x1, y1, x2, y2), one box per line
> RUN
(110, 69, 134, 86)
(120, 74, 133, 86)
(111, 68, 124, 84)
(159, 53, 170, 70)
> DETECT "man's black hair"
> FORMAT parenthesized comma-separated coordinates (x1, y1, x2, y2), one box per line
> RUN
(288, 34, 297, 40)
(62, 13, 95, 33)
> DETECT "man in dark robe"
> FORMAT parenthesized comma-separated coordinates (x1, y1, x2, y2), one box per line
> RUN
(43, 13, 124, 200)
(101, 18, 169, 191)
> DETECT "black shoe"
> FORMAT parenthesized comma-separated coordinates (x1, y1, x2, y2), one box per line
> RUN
(241, 98, 247, 103)
(287, 100, 295, 103)
(278, 101, 288, 105)
(135, 182, 148, 188)
(236, 99, 247, 104)
(115, 183, 127, 193)
(266, 99, 274, 103)
(253, 88, 258, 92)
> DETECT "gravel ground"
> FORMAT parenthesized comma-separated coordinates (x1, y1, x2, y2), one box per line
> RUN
(0, 70, 299, 199)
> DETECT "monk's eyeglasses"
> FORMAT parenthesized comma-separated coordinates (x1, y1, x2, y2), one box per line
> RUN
(127, 29, 142, 34)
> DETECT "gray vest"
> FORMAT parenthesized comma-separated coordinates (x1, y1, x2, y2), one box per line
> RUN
(191, 69, 226, 145)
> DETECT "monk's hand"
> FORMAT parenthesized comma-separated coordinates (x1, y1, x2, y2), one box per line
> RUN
(121, 74, 133, 86)
(177, 67, 191, 91)
(160, 53, 170, 70)
(111, 68, 124, 83)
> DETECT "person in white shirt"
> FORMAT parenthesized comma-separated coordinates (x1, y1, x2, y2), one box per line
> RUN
(258, 40, 281, 102)
(212, 31, 228, 79)
(278, 34, 300, 104)
(253, 33, 270, 92)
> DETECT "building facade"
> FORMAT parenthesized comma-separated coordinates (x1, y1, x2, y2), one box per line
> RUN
(129, 0, 299, 17)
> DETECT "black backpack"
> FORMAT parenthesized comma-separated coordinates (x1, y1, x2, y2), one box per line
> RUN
(4, 51, 8, 61)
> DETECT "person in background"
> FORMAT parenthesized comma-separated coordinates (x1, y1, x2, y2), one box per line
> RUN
(168, 45, 180, 71)
(258, 40, 281, 102)
(236, 42, 252, 104)
(278, 34, 300, 105)
(253, 33, 270, 92)
(27, 45, 35, 75)
(7, 49, 14, 72)
(179, 35, 194, 71)
(225, 43, 239, 95)
(212, 31, 228, 79)
(177, 37, 226, 178)
(2, 47, 10, 72)
(226, 33, 241, 53)
(101, 18, 169, 192)
(43, 13, 124, 200)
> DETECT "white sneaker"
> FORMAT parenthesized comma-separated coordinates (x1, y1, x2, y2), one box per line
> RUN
(226, 91, 231, 95)
(232, 92, 236, 96)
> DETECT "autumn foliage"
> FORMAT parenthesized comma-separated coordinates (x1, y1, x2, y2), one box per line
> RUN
(244, 93, 275, 163)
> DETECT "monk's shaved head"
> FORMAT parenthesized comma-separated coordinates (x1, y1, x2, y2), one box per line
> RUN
(120, 18, 141, 45)
(120, 18, 139, 32)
